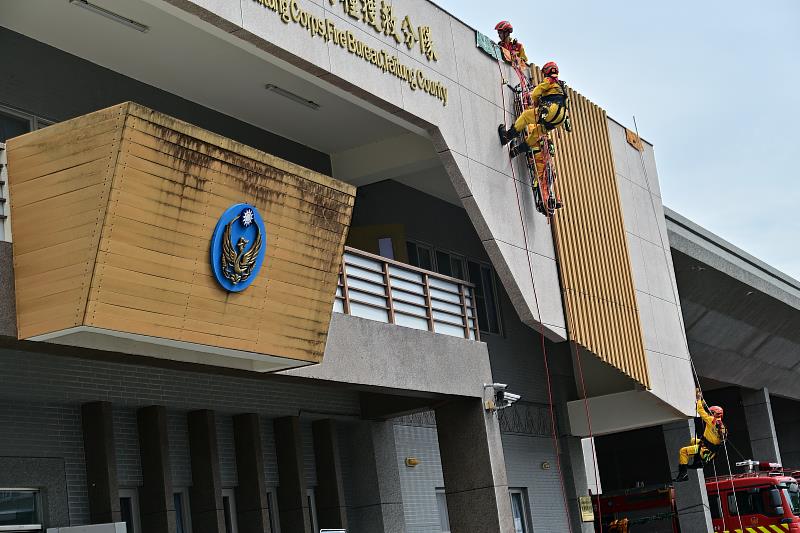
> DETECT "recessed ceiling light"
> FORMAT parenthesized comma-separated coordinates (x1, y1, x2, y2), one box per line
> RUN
(68, 0, 150, 33)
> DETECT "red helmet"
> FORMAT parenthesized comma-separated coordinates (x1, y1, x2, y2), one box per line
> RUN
(495, 21, 513, 33)
(709, 406, 724, 418)
(542, 61, 559, 77)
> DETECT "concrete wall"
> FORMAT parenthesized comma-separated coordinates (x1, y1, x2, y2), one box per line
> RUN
(0, 27, 331, 175)
(146, 0, 566, 345)
(607, 118, 695, 417)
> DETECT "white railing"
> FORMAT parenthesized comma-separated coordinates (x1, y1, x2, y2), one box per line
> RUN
(0, 143, 9, 242)
(334, 247, 480, 341)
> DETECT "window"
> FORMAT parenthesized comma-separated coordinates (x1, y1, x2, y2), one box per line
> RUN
(119, 488, 142, 533)
(265, 491, 277, 533)
(709, 494, 722, 519)
(0, 489, 42, 530)
(509, 489, 531, 533)
(435, 488, 450, 533)
(222, 488, 238, 533)
(407, 241, 502, 335)
(306, 489, 318, 532)
(377, 237, 395, 259)
(727, 488, 781, 517)
(0, 104, 53, 144)
(174, 488, 192, 533)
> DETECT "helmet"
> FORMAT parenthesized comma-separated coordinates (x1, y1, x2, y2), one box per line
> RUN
(495, 21, 513, 33)
(709, 406, 724, 418)
(542, 61, 559, 77)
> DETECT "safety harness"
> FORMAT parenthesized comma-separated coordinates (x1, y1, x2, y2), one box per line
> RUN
(538, 80, 570, 130)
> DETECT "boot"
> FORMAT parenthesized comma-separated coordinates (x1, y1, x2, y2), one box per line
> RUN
(498, 124, 517, 146)
(509, 140, 532, 158)
(674, 464, 689, 482)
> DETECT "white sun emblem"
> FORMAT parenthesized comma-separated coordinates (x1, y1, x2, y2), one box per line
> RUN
(241, 208, 255, 227)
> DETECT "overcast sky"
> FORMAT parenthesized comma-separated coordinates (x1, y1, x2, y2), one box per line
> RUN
(433, 0, 800, 280)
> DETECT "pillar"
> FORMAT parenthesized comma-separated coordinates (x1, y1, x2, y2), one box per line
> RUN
(233, 414, 271, 533)
(137, 405, 176, 533)
(187, 409, 224, 533)
(273, 416, 312, 533)
(742, 387, 782, 463)
(663, 420, 713, 532)
(81, 401, 121, 524)
(312, 419, 348, 529)
(347, 421, 405, 533)
(435, 398, 515, 533)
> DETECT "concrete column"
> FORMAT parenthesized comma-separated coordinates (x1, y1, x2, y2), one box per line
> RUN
(137, 405, 176, 533)
(81, 401, 121, 524)
(435, 398, 514, 533)
(312, 419, 348, 529)
(561, 437, 596, 533)
(232, 414, 271, 533)
(187, 410, 224, 533)
(742, 387, 782, 464)
(772, 396, 800, 469)
(273, 416, 312, 533)
(663, 420, 713, 532)
(347, 421, 405, 533)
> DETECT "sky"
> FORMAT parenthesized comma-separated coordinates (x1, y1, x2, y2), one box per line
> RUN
(433, 0, 800, 281)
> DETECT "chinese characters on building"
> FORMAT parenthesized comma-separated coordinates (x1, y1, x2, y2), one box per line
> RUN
(329, 0, 438, 61)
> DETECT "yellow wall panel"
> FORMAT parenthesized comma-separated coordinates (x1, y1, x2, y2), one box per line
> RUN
(8, 102, 355, 368)
(528, 67, 650, 388)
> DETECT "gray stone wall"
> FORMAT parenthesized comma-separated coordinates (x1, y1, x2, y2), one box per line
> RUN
(0, 347, 359, 526)
(608, 118, 695, 416)
(394, 424, 444, 533)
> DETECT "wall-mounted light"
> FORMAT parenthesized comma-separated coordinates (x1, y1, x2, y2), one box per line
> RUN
(68, 0, 150, 33)
(405, 457, 420, 468)
(541, 461, 551, 470)
(265, 84, 321, 110)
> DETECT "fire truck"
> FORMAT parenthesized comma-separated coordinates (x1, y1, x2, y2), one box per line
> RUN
(594, 461, 800, 533)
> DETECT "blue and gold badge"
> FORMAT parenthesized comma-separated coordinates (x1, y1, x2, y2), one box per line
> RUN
(210, 203, 266, 292)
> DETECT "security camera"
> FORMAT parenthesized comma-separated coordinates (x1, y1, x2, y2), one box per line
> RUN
(484, 383, 521, 412)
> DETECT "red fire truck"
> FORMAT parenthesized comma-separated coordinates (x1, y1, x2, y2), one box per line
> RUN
(594, 461, 800, 533)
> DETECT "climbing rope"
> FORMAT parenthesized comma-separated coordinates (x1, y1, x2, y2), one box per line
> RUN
(495, 55, 577, 533)
(631, 117, 744, 532)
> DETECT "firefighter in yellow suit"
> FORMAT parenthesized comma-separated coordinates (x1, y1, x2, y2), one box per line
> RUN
(498, 61, 571, 180)
(675, 388, 727, 482)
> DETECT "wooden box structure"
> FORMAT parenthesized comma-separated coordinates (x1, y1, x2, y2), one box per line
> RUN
(7, 102, 355, 371)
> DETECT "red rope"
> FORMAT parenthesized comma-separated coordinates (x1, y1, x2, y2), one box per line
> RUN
(495, 56, 575, 533)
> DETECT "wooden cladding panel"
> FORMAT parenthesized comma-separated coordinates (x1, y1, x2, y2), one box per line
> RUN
(8, 106, 126, 339)
(529, 68, 650, 387)
(10, 102, 355, 366)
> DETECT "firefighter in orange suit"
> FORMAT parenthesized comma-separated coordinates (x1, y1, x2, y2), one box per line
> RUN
(675, 389, 727, 482)
(495, 21, 527, 64)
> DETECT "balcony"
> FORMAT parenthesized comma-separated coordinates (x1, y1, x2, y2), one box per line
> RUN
(334, 247, 480, 341)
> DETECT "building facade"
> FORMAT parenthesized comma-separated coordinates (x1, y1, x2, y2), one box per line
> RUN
(0, 1, 798, 533)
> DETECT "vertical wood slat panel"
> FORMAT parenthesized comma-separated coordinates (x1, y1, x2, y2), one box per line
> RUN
(528, 63, 650, 388)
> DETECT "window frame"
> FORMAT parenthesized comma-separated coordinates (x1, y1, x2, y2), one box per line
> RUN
(435, 487, 450, 533)
(0, 103, 54, 140)
(0, 488, 43, 531)
(508, 488, 532, 533)
(305, 488, 318, 533)
(407, 240, 503, 336)
(221, 488, 239, 533)
(173, 487, 193, 533)
(119, 487, 142, 533)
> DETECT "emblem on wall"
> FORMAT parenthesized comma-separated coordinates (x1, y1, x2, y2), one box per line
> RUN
(210, 203, 267, 292)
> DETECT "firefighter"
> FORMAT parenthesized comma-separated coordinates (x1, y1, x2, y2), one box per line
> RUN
(497, 61, 571, 179)
(495, 21, 527, 64)
(675, 388, 727, 482)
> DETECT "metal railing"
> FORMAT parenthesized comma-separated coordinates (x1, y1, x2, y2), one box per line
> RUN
(0, 143, 9, 242)
(334, 247, 480, 341)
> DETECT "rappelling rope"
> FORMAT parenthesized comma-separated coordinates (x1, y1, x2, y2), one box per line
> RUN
(631, 116, 744, 532)
(495, 54, 576, 533)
